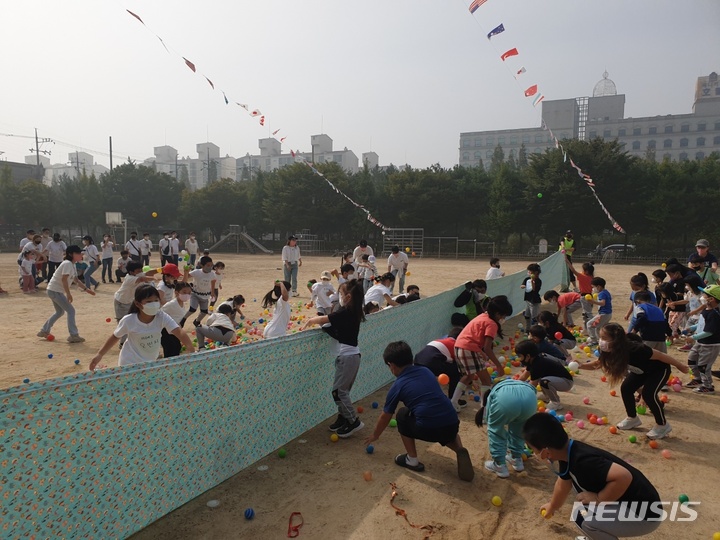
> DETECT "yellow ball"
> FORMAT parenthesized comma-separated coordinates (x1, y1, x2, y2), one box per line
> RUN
(713, 533, 720, 540)
(541, 509, 547, 517)
(330, 433, 339, 442)
(503, 366, 512, 375)
(405, 247, 411, 253)
(405, 271, 411, 276)
(152, 212, 158, 218)
(536, 384, 542, 392)
(491, 495, 502, 507)
(583, 346, 591, 353)
(661, 263, 667, 269)
(537, 400, 546, 409)
(584, 294, 593, 301)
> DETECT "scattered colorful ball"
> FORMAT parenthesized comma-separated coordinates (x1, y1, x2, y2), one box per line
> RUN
(628, 435, 637, 444)
(278, 448, 287, 458)
(389, 419, 397, 428)
(491, 495, 502, 506)
(330, 434, 339, 442)
(74, 359, 80, 365)
(244, 508, 255, 520)
(47, 354, 53, 359)
(366, 445, 374, 454)
(438, 374, 450, 385)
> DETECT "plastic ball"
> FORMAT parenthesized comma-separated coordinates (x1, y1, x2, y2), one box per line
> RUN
(105, 317, 112, 323)
(541, 508, 547, 518)
(389, 419, 397, 428)
(372, 402, 379, 409)
(536, 193, 543, 198)
(405, 247, 411, 253)
(357, 406, 364, 414)
(554, 331, 563, 340)
(661, 449, 672, 459)
(363, 470, 373, 481)
(366, 445, 374, 454)
(151, 212, 158, 218)
(593, 350, 600, 357)
(23, 378, 30, 384)
(636, 405, 647, 415)
(609, 426, 618, 434)
(558, 414, 566, 422)
(628, 435, 637, 443)
(661, 263, 667, 269)
(576, 420, 585, 429)
(649, 440, 659, 449)
(665, 339, 672, 346)
(601, 376, 607, 382)
(405, 271, 411, 276)
(491, 495, 502, 506)
(565, 412, 573, 421)
(474, 395, 480, 402)
(583, 397, 590, 405)
(713, 533, 720, 540)
(610, 390, 616, 396)
(330, 434, 339, 442)
(438, 374, 450, 385)
(568, 361, 580, 372)
(503, 367, 512, 375)
(537, 400, 546, 409)
(46, 334, 55, 342)
(584, 294, 593, 301)
(74, 359, 80, 365)
(660, 394, 669, 403)
(548, 409, 557, 417)
(583, 346, 591, 353)
(47, 354, 53, 359)
(671, 384, 682, 392)
(278, 448, 287, 458)
(244, 508, 255, 520)
(678, 494, 689, 504)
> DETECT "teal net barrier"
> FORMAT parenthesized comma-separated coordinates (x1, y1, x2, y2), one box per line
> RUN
(0, 252, 564, 538)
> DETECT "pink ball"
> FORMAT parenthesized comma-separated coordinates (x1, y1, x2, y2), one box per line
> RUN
(596, 417, 604, 425)
(661, 449, 672, 459)
(564, 412, 573, 421)
(583, 397, 590, 405)
(576, 420, 585, 429)
(671, 384, 682, 392)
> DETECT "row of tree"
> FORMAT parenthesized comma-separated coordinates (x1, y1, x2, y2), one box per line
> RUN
(1, 140, 719, 255)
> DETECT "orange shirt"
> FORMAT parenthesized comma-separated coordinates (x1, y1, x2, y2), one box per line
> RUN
(455, 313, 499, 352)
(576, 273, 592, 295)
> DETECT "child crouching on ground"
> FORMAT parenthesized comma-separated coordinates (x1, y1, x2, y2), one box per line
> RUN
(196, 303, 236, 347)
(516, 340, 573, 411)
(365, 341, 474, 481)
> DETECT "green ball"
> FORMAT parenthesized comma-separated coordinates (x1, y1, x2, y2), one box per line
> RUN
(278, 448, 287, 458)
(537, 193, 543, 198)
(628, 435, 637, 443)
(389, 419, 397, 428)
(678, 494, 689, 504)
(636, 405, 647, 415)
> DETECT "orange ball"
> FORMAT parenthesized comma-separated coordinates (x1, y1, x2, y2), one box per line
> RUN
(363, 471, 373, 481)
(438, 374, 450, 385)
(610, 390, 616, 396)
(357, 406, 364, 414)
(649, 440, 659, 449)
(601, 376, 607, 382)
(609, 426, 618, 434)
(538, 406, 546, 413)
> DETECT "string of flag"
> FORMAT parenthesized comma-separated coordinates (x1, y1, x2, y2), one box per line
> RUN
(467, 1, 626, 233)
(122, 8, 387, 230)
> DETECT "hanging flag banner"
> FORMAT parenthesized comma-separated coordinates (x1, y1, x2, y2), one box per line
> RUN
(500, 48, 519, 61)
(532, 94, 545, 106)
(487, 23, 505, 40)
(469, 0, 488, 15)
(524, 85, 538, 97)
(515, 66, 526, 77)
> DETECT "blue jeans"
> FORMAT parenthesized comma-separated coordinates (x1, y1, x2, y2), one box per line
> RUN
(284, 262, 299, 292)
(84, 261, 99, 288)
(42, 290, 78, 336)
(102, 257, 113, 281)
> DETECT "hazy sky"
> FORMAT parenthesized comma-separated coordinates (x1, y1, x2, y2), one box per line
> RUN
(1, 0, 718, 170)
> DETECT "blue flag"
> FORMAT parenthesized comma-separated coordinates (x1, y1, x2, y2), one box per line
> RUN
(487, 23, 505, 40)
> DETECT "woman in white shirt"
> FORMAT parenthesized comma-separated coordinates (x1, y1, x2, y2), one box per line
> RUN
(364, 273, 400, 309)
(100, 235, 115, 284)
(45, 233, 67, 282)
(90, 284, 195, 369)
(281, 235, 302, 297)
(81, 235, 101, 290)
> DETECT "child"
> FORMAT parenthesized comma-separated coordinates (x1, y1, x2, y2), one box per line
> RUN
(528, 325, 567, 362)
(160, 281, 192, 358)
(38, 245, 95, 342)
(475, 378, 537, 478)
(453, 279, 490, 320)
(218, 294, 246, 325)
(585, 277, 612, 347)
(116, 250, 131, 283)
(579, 323, 689, 439)
(90, 284, 195, 369)
(262, 280, 291, 339)
(485, 258, 504, 280)
(365, 341, 474, 482)
(537, 311, 577, 359)
(567, 260, 595, 323)
(331, 252, 355, 279)
(452, 296, 514, 412)
(364, 272, 399, 309)
(196, 303, 236, 347)
(657, 282, 685, 341)
(210, 261, 225, 309)
(631, 291, 671, 352)
(182, 256, 217, 327)
(651, 269, 667, 311)
(114, 262, 156, 329)
(157, 263, 182, 305)
(521, 263, 542, 327)
(310, 271, 336, 315)
(357, 254, 378, 294)
(19, 250, 36, 293)
(543, 290, 582, 327)
(522, 413, 662, 538)
(684, 284, 720, 394)
(689, 253, 719, 286)
(81, 235, 101, 291)
(516, 340, 574, 411)
(624, 273, 655, 332)
(329, 263, 356, 307)
(100, 234, 115, 284)
(413, 327, 462, 402)
(302, 279, 366, 437)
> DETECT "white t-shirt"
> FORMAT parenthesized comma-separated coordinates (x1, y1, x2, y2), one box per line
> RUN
(114, 274, 143, 304)
(141, 238, 153, 255)
(263, 298, 291, 338)
(352, 246, 374, 265)
(161, 298, 189, 325)
(364, 284, 392, 306)
(117, 256, 131, 274)
(19, 258, 34, 277)
(189, 268, 217, 295)
(46, 240, 67, 263)
(312, 281, 336, 310)
(156, 281, 174, 305)
(19, 238, 31, 250)
(101, 241, 114, 259)
(185, 238, 198, 254)
(125, 238, 142, 257)
(387, 252, 409, 272)
(170, 238, 180, 255)
(486, 267, 504, 280)
(18, 242, 40, 263)
(47, 260, 77, 293)
(206, 312, 234, 330)
(281, 245, 301, 264)
(83, 244, 100, 264)
(158, 238, 170, 255)
(114, 311, 179, 366)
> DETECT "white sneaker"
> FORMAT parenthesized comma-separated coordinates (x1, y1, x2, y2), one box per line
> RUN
(506, 453, 524, 472)
(291, 291, 300, 297)
(484, 460, 510, 478)
(646, 423, 672, 440)
(616, 416, 642, 430)
(546, 401, 563, 411)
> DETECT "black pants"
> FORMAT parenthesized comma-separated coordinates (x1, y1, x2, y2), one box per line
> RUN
(115, 269, 127, 282)
(47, 261, 61, 282)
(142, 254, 150, 266)
(621, 365, 670, 425)
(161, 329, 182, 358)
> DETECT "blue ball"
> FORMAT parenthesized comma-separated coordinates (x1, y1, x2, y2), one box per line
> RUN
(366, 444, 374, 454)
(594, 350, 600, 357)
(548, 409, 557, 417)
(74, 359, 80, 365)
(258, 318, 264, 323)
(48, 354, 53, 359)
(244, 507, 255, 520)
(253, 299, 257, 302)
(23, 378, 30, 384)
(371, 402, 379, 409)
(474, 395, 481, 402)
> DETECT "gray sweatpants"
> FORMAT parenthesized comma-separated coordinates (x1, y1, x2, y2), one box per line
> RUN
(688, 342, 720, 389)
(577, 503, 661, 540)
(586, 313, 612, 341)
(332, 354, 361, 422)
(196, 325, 234, 346)
(539, 376, 574, 403)
(564, 300, 582, 326)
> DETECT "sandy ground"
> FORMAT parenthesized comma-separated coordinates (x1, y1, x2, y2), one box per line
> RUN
(1, 254, 719, 539)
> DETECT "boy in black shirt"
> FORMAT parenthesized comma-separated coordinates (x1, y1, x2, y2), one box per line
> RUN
(684, 284, 720, 393)
(516, 340, 573, 411)
(523, 413, 662, 539)
(521, 263, 542, 327)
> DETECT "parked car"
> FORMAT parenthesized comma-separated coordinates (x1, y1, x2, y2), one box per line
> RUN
(587, 244, 636, 257)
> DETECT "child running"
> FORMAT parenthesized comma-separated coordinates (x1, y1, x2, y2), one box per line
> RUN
(262, 280, 291, 339)
(523, 413, 663, 539)
(365, 341, 474, 481)
(579, 323, 689, 439)
(182, 256, 217, 327)
(303, 279, 366, 438)
(684, 284, 720, 394)
(90, 284, 195, 369)
(516, 339, 574, 411)
(566, 259, 595, 323)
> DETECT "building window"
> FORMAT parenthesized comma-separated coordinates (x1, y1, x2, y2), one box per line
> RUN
(462, 139, 471, 147)
(648, 127, 657, 135)
(486, 150, 493, 159)
(681, 124, 689, 133)
(603, 129, 611, 138)
(487, 137, 495, 146)
(663, 139, 672, 149)
(714, 135, 720, 145)
(589, 130, 597, 139)
(534, 134, 543, 143)
(474, 139, 482, 147)
(679, 152, 688, 161)
(633, 127, 641, 136)
(333, 154, 343, 163)
(510, 136, 518, 145)
(664, 125, 673, 133)
(618, 128, 626, 137)
(632, 141, 641, 150)
(497, 136, 505, 145)
(698, 123, 706, 132)
(696, 151, 705, 160)
(680, 138, 688, 147)
(522, 135, 530, 143)
(474, 151, 482, 159)
(697, 137, 706, 147)
(647, 140, 656, 149)
(462, 152, 470, 160)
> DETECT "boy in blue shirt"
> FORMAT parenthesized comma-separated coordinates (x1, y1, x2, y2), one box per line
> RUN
(365, 341, 474, 481)
(585, 277, 612, 347)
(631, 290, 672, 352)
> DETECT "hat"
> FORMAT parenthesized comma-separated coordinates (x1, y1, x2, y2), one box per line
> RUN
(320, 271, 332, 281)
(288, 235, 298, 241)
(702, 284, 720, 301)
(162, 263, 182, 278)
(66, 245, 82, 255)
(368, 255, 376, 263)
(696, 239, 710, 248)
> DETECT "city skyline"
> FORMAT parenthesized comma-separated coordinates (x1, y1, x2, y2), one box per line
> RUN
(1, 0, 718, 171)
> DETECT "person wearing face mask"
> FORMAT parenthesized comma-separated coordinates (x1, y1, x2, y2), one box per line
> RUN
(516, 339, 574, 411)
(584, 277, 612, 347)
(185, 232, 200, 266)
(100, 234, 115, 284)
(181, 256, 217, 327)
(125, 232, 142, 263)
(141, 233, 153, 266)
(683, 284, 720, 394)
(453, 279, 490, 320)
(387, 245, 409, 295)
(157, 263, 182, 305)
(17, 234, 44, 287)
(521, 263, 543, 328)
(630, 291, 672, 353)
(579, 323, 688, 440)
(169, 231, 180, 266)
(45, 233, 67, 283)
(113, 262, 157, 334)
(485, 258, 505, 280)
(160, 281, 193, 357)
(90, 284, 195, 369)
(522, 412, 663, 539)
(687, 238, 718, 273)
(688, 253, 719, 286)
(158, 232, 172, 266)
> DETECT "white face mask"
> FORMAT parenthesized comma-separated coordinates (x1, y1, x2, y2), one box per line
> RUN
(700, 296, 708, 305)
(339, 294, 346, 307)
(598, 339, 610, 352)
(178, 293, 192, 302)
(141, 302, 161, 316)
(347, 273, 354, 280)
(476, 292, 487, 300)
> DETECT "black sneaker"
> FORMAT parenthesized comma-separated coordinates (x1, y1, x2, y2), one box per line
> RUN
(328, 414, 347, 432)
(694, 386, 715, 394)
(337, 418, 364, 438)
(193, 319, 201, 327)
(686, 379, 703, 388)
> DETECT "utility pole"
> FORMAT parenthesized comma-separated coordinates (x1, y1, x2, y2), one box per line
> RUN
(34, 128, 40, 167)
(175, 153, 178, 180)
(109, 136, 113, 170)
